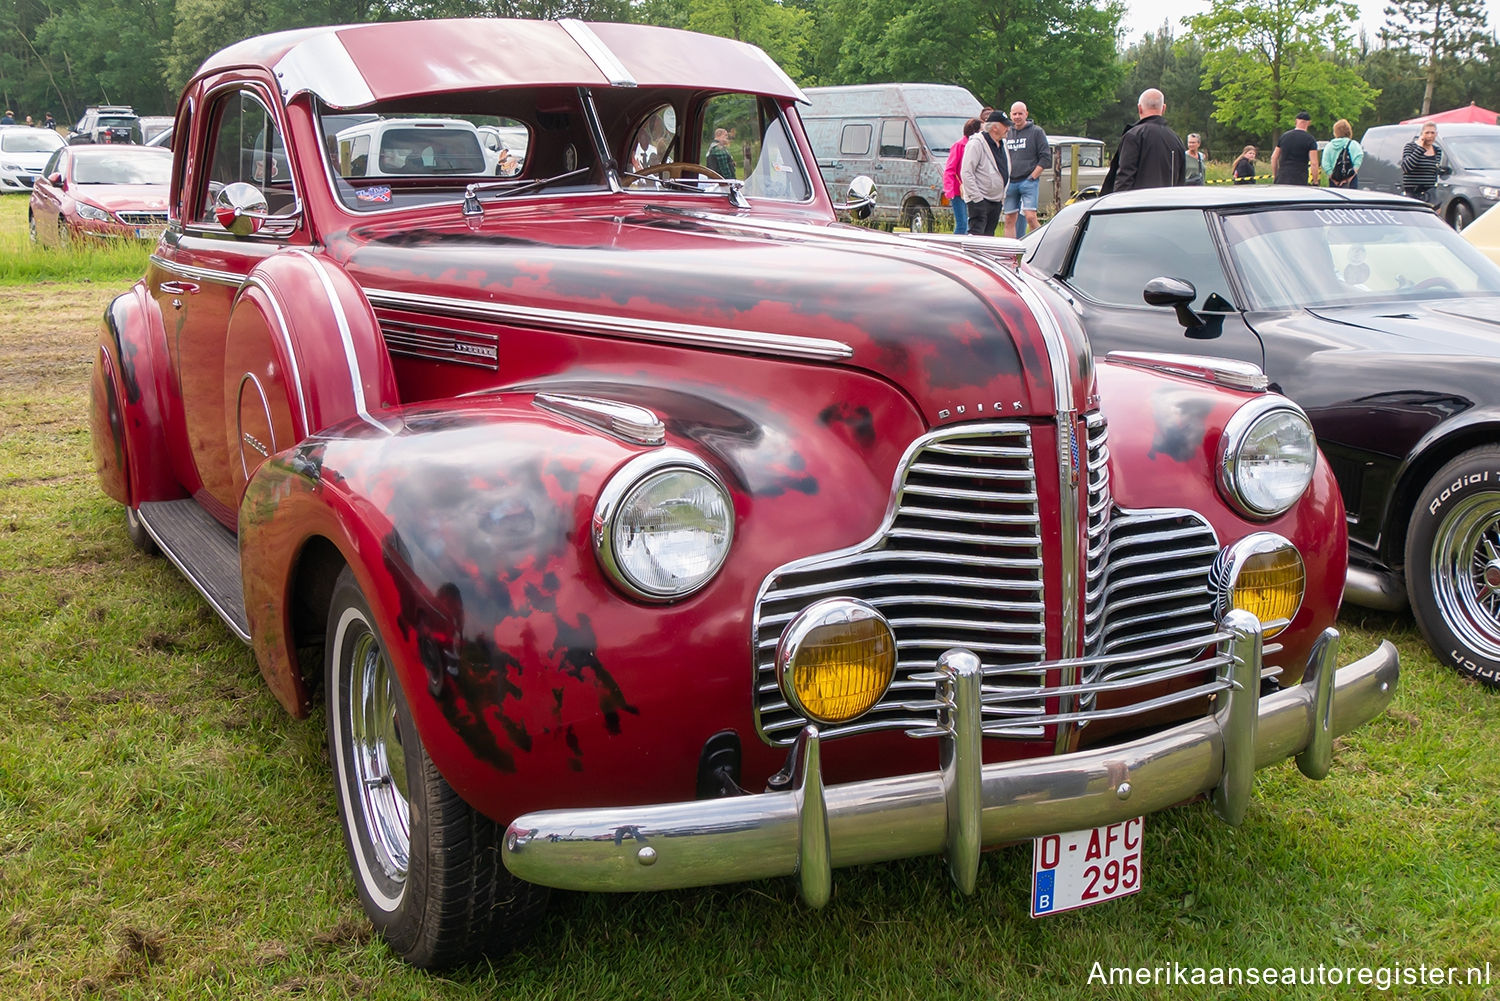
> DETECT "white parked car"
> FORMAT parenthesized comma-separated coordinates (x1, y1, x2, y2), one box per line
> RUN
(0, 126, 66, 192)
(334, 118, 492, 177)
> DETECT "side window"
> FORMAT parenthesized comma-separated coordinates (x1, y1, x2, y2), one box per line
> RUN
(699, 93, 754, 180)
(697, 93, 810, 202)
(42, 149, 63, 178)
(1066, 209, 1233, 311)
(839, 123, 872, 157)
(879, 119, 913, 158)
(195, 90, 296, 225)
(629, 104, 677, 171)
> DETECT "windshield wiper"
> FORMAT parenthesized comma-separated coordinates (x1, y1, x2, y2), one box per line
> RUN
(461, 167, 594, 219)
(617, 170, 750, 209)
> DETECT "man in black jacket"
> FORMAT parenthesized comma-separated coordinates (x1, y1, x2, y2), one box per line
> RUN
(1100, 89, 1185, 193)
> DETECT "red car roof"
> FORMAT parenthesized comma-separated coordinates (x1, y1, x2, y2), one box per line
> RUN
(199, 19, 805, 108)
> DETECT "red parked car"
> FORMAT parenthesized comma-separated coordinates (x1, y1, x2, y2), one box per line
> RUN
(29, 144, 171, 246)
(88, 18, 1398, 968)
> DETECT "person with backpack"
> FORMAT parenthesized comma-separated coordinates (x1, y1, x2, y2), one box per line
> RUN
(1322, 118, 1364, 189)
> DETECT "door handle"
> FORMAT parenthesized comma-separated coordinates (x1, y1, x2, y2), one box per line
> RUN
(158, 280, 199, 296)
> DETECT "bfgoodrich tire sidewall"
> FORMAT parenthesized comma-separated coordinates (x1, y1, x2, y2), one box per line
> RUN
(1406, 451, 1500, 687)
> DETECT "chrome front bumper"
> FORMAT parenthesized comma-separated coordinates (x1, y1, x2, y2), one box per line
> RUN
(502, 613, 1399, 903)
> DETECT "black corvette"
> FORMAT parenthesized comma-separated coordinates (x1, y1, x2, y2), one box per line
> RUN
(1022, 186, 1500, 686)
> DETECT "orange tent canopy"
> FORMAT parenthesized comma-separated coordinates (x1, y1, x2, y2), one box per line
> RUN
(1401, 102, 1499, 125)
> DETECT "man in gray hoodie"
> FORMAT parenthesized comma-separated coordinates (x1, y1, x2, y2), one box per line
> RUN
(1002, 102, 1051, 238)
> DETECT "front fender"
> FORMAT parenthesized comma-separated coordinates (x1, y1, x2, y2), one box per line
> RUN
(1098, 361, 1348, 678)
(1382, 405, 1500, 565)
(240, 381, 932, 822)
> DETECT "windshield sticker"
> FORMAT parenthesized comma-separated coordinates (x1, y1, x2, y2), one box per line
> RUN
(1313, 208, 1406, 226)
(355, 185, 392, 203)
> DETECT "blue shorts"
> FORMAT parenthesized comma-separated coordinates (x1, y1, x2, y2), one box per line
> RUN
(1004, 177, 1039, 213)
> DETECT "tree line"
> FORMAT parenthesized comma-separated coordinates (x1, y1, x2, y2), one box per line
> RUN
(0, 0, 1493, 154)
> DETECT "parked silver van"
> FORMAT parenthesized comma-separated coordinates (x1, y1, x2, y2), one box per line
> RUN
(801, 83, 981, 232)
(1357, 123, 1500, 230)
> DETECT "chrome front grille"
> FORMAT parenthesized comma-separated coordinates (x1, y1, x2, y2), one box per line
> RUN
(754, 423, 1046, 745)
(754, 415, 1225, 746)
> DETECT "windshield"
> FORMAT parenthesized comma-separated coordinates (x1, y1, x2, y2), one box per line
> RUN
(914, 116, 973, 153)
(73, 152, 172, 184)
(1448, 133, 1500, 169)
(321, 92, 598, 212)
(322, 87, 811, 212)
(1221, 206, 1500, 309)
(2, 130, 64, 154)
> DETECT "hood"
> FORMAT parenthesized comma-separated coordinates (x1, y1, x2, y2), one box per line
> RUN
(1303, 297, 1500, 356)
(331, 209, 1093, 425)
(77, 184, 169, 213)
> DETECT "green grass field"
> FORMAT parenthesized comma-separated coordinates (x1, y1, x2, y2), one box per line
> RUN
(0, 195, 1496, 999)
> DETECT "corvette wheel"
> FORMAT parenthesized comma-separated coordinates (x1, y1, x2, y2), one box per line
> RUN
(325, 567, 547, 967)
(1406, 447, 1500, 687)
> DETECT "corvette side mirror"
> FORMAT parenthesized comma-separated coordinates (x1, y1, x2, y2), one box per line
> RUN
(1143, 276, 1213, 336)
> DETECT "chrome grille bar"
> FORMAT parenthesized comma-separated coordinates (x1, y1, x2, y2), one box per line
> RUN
(754, 423, 1044, 744)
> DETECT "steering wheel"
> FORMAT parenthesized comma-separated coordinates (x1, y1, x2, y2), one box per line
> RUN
(630, 162, 724, 184)
(1414, 276, 1458, 291)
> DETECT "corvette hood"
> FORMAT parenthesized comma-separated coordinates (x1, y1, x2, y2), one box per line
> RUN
(332, 210, 1093, 425)
(1302, 297, 1500, 357)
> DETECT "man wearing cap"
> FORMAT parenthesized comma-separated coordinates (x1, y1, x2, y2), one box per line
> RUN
(1271, 112, 1321, 185)
(960, 110, 1011, 237)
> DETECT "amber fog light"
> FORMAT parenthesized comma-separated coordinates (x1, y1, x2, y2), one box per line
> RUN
(777, 598, 896, 725)
(1210, 533, 1305, 638)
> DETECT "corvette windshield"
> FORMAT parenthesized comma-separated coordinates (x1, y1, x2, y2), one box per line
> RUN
(1221, 206, 1500, 309)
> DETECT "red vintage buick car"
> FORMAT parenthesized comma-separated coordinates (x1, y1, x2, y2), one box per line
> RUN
(89, 18, 1398, 968)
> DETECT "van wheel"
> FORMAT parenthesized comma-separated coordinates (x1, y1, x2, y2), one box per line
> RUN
(1448, 201, 1474, 231)
(902, 200, 932, 233)
(325, 567, 548, 966)
(1405, 447, 1500, 688)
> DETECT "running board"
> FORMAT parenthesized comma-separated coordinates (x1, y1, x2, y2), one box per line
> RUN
(136, 500, 250, 641)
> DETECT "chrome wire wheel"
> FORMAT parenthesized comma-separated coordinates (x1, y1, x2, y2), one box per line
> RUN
(1428, 491, 1500, 661)
(347, 625, 411, 888)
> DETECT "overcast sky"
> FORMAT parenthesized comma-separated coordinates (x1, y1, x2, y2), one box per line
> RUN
(1118, 0, 1410, 45)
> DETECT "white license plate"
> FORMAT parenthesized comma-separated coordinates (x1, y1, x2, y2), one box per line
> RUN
(1031, 817, 1143, 916)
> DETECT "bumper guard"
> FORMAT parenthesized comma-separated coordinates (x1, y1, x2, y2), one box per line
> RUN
(502, 612, 1398, 903)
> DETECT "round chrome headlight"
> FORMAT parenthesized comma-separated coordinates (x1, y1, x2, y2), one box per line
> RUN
(593, 449, 733, 602)
(1219, 398, 1316, 518)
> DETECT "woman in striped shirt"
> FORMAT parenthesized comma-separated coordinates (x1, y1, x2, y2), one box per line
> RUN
(1401, 123, 1443, 206)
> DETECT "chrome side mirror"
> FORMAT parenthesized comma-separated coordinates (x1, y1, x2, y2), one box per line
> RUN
(214, 182, 269, 236)
(834, 175, 877, 220)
